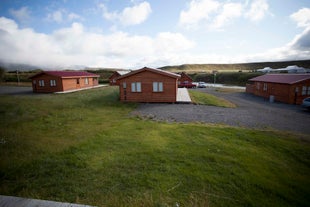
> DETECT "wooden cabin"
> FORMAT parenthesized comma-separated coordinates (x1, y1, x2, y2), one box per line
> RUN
(29, 71, 99, 93)
(178, 72, 195, 88)
(117, 67, 180, 103)
(109, 71, 130, 86)
(246, 74, 310, 104)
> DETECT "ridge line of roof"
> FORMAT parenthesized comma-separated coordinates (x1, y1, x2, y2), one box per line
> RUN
(116, 67, 180, 80)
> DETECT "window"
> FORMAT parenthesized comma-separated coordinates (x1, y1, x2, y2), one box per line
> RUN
(131, 82, 141, 92)
(256, 82, 260, 90)
(85, 78, 89, 85)
(308, 87, 310, 95)
(153, 82, 163, 92)
(263, 83, 267, 91)
(302, 86, 307, 95)
(39, 80, 45, 87)
(77, 79, 80, 84)
(123, 82, 127, 89)
(295, 87, 299, 94)
(50, 80, 56, 87)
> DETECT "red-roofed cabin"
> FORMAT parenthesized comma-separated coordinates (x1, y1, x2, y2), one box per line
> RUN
(246, 74, 310, 104)
(109, 71, 130, 86)
(29, 71, 99, 93)
(178, 72, 195, 88)
(117, 67, 180, 103)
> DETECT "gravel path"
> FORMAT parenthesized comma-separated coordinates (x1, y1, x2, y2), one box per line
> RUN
(132, 88, 310, 135)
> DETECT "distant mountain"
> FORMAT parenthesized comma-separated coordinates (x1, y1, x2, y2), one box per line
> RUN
(0, 62, 41, 71)
(2, 59, 310, 73)
(0, 60, 89, 71)
(158, 60, 310, 73)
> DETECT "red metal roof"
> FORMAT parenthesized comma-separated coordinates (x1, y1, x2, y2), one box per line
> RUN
(117, 67, 180, 80)
(30, 71, 99, 79)
(249, 74, 310, 84)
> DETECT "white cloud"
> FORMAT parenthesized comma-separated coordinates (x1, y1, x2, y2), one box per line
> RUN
(290, 8, 310, 28)
(9, 7, 31, 24)
(100, 1, 152, 26)
(0, 17, 193, 68)
(47, 10, 64, 23)
(179, 0, 220, 27)
(120, 2, 152, 25)
(179, 0, 269, 30)
(155, 32, 195, 53)
(212, 2, 243, 29)
(245, 0, 269, 22)
(68, 13, 83, 21)
(46, 9, 83, 23)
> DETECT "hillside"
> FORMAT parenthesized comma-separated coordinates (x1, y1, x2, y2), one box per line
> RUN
(159, 59, 310, 73)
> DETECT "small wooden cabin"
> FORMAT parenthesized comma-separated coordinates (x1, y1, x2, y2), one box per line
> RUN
(178, 72, 195, 88)
(117, 67, 180, 103)
(29, 71, 99, 93)
(109, 71, 130, 86)
(246, 74, 310, 104)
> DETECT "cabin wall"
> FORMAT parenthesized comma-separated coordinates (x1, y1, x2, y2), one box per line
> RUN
(246, 79, 310, 104)
(119, 71, 178, 103)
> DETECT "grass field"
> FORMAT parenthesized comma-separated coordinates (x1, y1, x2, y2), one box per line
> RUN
(188, 90, 236, 108)
(0, 87, 309, 207)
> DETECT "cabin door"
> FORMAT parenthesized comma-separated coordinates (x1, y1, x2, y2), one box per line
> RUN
(76, 78, 80, 88)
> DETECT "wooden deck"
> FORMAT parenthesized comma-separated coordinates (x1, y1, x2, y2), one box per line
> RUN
(177, 88, 192, 103)
(0, 195, 96, 207)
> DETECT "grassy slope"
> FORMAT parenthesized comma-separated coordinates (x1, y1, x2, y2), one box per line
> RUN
(188, 90, 236, 108)
(0, 87, 309, 207)
(159, 59, 310, 72)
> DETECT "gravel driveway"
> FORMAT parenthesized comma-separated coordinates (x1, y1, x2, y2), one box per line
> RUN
(132, 88, 310, 135)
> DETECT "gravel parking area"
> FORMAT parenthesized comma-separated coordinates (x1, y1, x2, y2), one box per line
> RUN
(132, 88, 310, 135)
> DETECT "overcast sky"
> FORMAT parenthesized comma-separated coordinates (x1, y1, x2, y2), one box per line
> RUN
(0, 0, 309, 69)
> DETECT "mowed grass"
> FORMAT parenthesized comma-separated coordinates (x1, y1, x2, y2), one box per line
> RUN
(189, 90, 236, 108)
(0, 87, 309, 207)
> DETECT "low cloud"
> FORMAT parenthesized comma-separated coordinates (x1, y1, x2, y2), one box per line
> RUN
(0, 17, 192, 68)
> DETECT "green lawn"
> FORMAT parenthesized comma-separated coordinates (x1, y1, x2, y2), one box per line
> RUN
(0, 87, 309, 207)
(188, 90, 236, 108)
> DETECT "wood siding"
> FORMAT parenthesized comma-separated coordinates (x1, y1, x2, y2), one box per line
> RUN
(119, 70, 178, 103)
(109, 72, 121, 86)
(31, 75, 98, 93)
(246, 79, 310, 104)
(179, 72, 193, 84)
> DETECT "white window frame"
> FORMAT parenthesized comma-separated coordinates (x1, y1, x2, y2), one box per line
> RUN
(302, 86, 307, 95)
(123, 82, 127, 89)
(153, 82, 163, 92)
(85, 77, 89, 85)
(131, 82, 141, 92)
(263, 83, 267, 91)
(39, 80, 45, 87)
(50, 80, 56, 87)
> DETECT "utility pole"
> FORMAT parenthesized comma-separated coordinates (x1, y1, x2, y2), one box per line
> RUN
(16, 70, 20, 85)
(212, 70, 217, 86)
